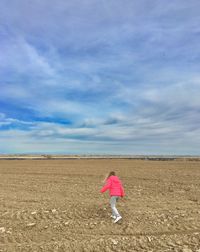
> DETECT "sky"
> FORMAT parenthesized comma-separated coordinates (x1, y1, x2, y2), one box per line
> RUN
(0, 0, 200, 155)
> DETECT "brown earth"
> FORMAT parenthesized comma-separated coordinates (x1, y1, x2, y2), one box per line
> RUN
(0, 159, 200, 252)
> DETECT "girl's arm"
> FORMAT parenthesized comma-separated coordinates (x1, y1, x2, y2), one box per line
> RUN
(102, 173, 109, 183)
(100, 179, 111, 193)
(120, 185, 125, 197)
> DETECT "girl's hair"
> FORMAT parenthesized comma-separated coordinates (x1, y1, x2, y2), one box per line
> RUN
(107, 171, 115, 178)
(102, 171, 116, 183)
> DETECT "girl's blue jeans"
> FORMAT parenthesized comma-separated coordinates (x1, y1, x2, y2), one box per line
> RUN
(110, 196, 121, 217)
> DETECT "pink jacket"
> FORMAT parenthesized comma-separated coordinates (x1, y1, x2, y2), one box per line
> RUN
(100, 176, 125, 197)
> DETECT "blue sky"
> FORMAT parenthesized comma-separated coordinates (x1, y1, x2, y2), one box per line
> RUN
(0, 0, 200, 155)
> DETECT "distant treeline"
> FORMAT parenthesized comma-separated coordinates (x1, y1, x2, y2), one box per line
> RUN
(0, 155, 200, 161)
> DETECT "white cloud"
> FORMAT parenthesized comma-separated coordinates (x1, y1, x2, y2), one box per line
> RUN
(0, 123, 200, 155)
(0, 37, 55, 77)
(1, 84, 31, 100)
(0, 113, 34, 127)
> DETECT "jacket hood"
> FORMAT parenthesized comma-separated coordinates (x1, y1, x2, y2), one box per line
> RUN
(108, 175, 120, 183)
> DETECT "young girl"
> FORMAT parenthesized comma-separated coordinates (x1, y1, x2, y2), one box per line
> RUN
(100, 171, 125, 223)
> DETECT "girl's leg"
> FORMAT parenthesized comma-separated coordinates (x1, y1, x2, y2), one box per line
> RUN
(110, 196, 121, 217)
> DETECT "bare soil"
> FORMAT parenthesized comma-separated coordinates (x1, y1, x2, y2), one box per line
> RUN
(0, 159, 200, 252)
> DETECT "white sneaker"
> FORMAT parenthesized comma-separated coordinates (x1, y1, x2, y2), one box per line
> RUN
(110, 215, 116, 219)
(114, 216, 122, 223)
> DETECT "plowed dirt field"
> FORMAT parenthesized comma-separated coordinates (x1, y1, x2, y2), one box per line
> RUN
(0, 159, 200, 252)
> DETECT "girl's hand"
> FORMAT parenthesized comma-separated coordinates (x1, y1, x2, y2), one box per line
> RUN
(102, 173, 108, 183)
